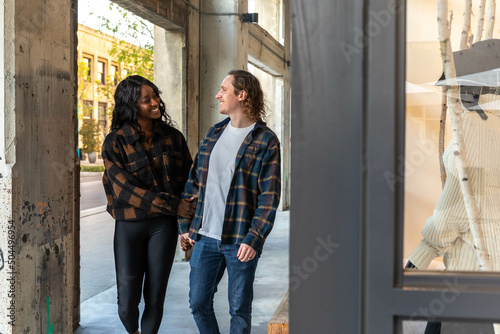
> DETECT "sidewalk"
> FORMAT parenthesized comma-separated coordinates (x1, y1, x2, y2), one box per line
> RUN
(75, 209, 289, 334)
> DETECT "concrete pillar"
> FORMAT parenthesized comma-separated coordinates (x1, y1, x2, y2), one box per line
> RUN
(154, 27, 187, 262)
(0, 0, 79, 332)
(281, 0, 291, 210)
(186, 0, 201, 154)
(199, 0, 249, 136)
(154, 27, 187, 135)
(0, 0, 16, 331)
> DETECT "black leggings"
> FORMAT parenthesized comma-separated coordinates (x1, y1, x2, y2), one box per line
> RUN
(114, 215, 178, 334)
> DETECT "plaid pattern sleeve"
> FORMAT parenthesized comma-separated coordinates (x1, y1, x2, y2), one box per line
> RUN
(177, 149, 201, 234)
(241, 140, 281, 250)
(102, 123, 190, 221)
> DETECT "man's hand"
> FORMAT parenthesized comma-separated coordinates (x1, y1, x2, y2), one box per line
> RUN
(237, 243, 257, 262)
(177, 197, 197, 219)
(180, 232, 195, 251)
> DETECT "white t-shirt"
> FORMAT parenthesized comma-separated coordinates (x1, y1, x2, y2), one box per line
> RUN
(198, 121, 256, 240)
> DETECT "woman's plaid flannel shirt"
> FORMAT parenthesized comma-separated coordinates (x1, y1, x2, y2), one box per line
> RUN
(102, 121, 192, 221)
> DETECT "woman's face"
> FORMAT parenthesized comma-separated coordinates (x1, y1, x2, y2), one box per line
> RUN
(136, 84, 161, 121)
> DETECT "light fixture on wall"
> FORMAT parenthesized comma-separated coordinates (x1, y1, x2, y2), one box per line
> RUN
(242, 13, 258, 23)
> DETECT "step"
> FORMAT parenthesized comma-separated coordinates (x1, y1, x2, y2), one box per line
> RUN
(268, 290, 289, 334)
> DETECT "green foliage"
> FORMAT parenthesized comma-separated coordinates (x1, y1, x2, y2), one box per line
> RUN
(93, 3, 154, 81)
(77, 61, 93, 121)
(83, 2, 154, 119)
(81, 164, 105, 172)
(80, 119, 101, 153)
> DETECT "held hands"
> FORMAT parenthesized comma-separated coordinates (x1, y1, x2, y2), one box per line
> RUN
(177, 197, 197, 219)
(180, 232, 195, 251)
(237, 243, 257, 262)
(179, 235, 257, 261)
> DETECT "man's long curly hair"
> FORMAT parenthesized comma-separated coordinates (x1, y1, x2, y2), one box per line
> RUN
(110, 75, 172, 132)
(228, 70, 267, 122)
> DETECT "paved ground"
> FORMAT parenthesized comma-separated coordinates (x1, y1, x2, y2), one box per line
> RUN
(77, 173, 495, 333)
(75, 207, 289, 334)
(80, 173, 107, 211)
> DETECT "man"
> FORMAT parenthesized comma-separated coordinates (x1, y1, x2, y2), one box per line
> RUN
(178, 70, 281, 334)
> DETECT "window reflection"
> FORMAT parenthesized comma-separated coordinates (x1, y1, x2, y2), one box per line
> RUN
(97, 60, 106, 84)
(404, 0, 500, 273)
(403, 319, 499, 334)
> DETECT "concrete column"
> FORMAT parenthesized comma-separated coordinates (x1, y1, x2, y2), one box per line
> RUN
(199, 0, 249, 137)
(186, 0, 201, 154)
(281, 0, 291, 210)
(0, 0, 16, 331)
(154, 27, 187, 135)
(0, 0, 79, 332)
(154, 26, 187, 262)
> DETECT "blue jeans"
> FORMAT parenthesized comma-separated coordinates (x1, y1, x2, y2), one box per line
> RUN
(189, 235, 261, 334)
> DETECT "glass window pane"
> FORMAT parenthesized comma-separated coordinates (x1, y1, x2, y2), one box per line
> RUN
(404, 1, 500, 273)
(83, 100, 93, 119)
(83, 57, 92, 82)
(97, 102, 106, 120)
(111, 65, 118, 86)
(247, 64, 282, 137)
(251, 0, 283, 44)
(403, 319, 499, 334)
(97, 102, 107, 139)
(97, 61, 105, 84)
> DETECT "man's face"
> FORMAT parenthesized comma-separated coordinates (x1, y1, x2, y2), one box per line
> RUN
(215, 75, 242, 116)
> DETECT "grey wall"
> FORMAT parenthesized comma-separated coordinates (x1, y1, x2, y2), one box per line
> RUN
(199, 0, 248, 137)
(290, 0, 364, 332)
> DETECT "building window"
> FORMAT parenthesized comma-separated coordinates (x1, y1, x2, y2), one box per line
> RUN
(98, 102, 108, 137)
(110, 64, 119, 86)
(83, 100, 93, 119)
(82, 57, 92, 82)
(97, 61, 106, 84)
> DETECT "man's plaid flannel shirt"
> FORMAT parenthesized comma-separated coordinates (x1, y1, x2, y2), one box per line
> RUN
(102, 121, 192, 221)
(178, 117, 281, 251)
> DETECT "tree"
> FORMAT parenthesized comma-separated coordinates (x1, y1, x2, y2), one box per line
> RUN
(80, 119, 101, 154)
(438, 0, 492, 271)
(93, 2, 154, 81)
(88, 2, 154, 119)
(77, 60, 93, 122)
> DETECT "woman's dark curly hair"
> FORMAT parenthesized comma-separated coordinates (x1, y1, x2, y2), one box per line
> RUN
(228, 70, 267, 121)
(110, 75, 171, 132)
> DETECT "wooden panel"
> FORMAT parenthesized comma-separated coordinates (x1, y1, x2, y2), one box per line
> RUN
(268, 290, 289, 334)
(111, 0, 187, 30)
(248, 24, 286, 76)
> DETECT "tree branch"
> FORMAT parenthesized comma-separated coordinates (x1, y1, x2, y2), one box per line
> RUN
(438, 0, 492, 271)
(485, 0, 496, 39)
(460, 0, 473, 50)
(475, 0, 487, 42)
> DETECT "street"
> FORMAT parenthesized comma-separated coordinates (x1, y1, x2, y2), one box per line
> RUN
(79, 172, 115, 302)
(80, 173, 107, 211)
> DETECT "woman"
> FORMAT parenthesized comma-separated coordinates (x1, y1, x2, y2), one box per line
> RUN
(102, 75, 195, 334)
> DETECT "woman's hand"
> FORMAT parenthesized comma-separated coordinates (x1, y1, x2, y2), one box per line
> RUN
(180, 232, 195, 251)
(177, 197, 197, 219)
